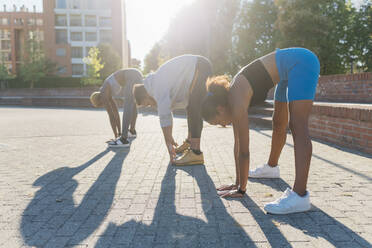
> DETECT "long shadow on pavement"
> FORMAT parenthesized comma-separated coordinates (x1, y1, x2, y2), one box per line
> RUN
(20, 148, 128, 247)
(97, 165, 293, 247)
(233, 177, 372, 247)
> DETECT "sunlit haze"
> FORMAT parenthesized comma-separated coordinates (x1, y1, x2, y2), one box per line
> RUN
(0, 0, 367, 64)
(126, 0, 196, 63)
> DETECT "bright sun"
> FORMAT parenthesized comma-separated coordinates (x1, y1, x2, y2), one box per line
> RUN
(126, 0, 195, 62)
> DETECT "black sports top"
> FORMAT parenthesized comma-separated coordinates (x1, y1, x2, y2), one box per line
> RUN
(238, 60, 274, 106)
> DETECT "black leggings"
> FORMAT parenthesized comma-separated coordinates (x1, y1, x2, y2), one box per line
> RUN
(187, 57, 212, 139)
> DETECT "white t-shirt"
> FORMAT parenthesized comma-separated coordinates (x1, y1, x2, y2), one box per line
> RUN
(143, 55, 198, 127)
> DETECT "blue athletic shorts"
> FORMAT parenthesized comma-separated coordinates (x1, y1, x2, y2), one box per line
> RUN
(274, 48, 320, 102)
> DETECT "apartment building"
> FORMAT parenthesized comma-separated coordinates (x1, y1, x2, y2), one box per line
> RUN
(0, 0, 129, 77)
(0, 5, 44, 74)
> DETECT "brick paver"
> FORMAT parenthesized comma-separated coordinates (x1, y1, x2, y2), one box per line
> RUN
(0, 106, 371, 247)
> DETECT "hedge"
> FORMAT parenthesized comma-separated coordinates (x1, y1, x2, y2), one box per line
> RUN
(7, 77, 102, 88)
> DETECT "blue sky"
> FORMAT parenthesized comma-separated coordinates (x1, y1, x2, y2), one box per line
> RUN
(0, 0, 367, 63)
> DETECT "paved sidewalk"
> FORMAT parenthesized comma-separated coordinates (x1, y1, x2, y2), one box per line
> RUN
(0, 107, 371, 248)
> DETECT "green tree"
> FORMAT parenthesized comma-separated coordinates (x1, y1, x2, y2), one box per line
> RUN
(144, 42, 162, 74)
(352, 1, 372, 71)
(231, 0, 279, 73)
(0, 63, 14, 88)
(18, 38, 56, 88)
(82, 47, 104, 86)
(275, 0, 351, 74)
(209, 0, 240, 74)
(144, 0, 239, 75)
(97, 43, 122, 79)
(130, 58, 141, 70)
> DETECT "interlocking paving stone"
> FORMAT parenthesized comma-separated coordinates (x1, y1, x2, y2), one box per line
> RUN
(0, 107, 371, 247)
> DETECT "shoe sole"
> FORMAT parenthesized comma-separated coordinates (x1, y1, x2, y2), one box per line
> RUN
(249, 175, 280, 179)
(174, 161, 204, 166)
(265, 205, 311, 215)
(108, 144, 130, 148)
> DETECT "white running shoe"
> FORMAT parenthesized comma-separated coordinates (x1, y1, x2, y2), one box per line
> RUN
(249, 164, 280, 178)
(108, 137, 130, 148)
(128, 130, 137, 138)
(264, 188, 311, 214)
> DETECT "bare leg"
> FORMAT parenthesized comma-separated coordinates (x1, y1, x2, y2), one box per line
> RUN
(288, 100, 313, 196)
(268, 101, 289, 166)
(129, 105, 137, 132)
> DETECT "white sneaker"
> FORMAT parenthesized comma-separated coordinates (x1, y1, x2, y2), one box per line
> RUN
(128, 130, 137, 138)
(108, 137, 130, 148)
(264, 188, 311, 214)
(249, 164, 280, 178)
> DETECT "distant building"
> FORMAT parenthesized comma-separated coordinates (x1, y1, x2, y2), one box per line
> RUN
(0, 0, 129, 77)
(0, 4, 44, 74)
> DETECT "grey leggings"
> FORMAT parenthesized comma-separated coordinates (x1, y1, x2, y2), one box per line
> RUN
(187, 57, 213, 139)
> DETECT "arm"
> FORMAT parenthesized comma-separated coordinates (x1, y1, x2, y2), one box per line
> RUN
(162, 125, 178, 163)
(233, 124, 240, 186)
(221, 74, 252, 197)
(235, 112, 250, 191)
(157, 93, 177, 163)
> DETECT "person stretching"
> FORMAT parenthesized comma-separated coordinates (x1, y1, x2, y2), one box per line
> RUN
(201, 48, 320, 214)
(133, 55, 212, 166)
(90, 69, 143, 147)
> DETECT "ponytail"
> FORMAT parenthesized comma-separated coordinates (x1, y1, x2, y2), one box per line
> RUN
(201, 75, 230, 121)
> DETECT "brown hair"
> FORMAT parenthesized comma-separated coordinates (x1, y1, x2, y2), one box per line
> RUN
(133, 84, 149, 105)
(201, 75, 230, 121)
(90, 91, 103, 108)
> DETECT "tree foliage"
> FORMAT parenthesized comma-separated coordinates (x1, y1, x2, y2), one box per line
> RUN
(231, 0, 279, 73)
(82, 47, 104, 86)
(144, 0, 372, 75)
(18, 38, 56, 88)
(97, 43, 122, 79)
(130, 58, 141, 70)
(143, 42, 162, 74)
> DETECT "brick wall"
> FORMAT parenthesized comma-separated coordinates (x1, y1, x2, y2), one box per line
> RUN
(268, 72, 372, 103)
(309, 103, 372, 154)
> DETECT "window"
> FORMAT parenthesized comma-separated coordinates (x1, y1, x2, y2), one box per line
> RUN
(99, 30, 112, 43)
(36, 19, 43, 26)
(70, 15, 82, 26)
(1, 40, 11, 50)
(14, 18, 24, 25)
(56, 0, 66, 9)
(85, 32, 96, 41)
(55, 15, 67, 26)
(28, 18, 35, 25)
(56, 48, 66, 57)
(55, 30, 67, 44)
(28, 30, 44, 41)
(71, 32, 83, 41)
(85, 15, 96, 27)
(1, 18, 9, 25)
(71, 47, 83, 58)
(0, 30, 10, 39)
(57, 66, 67, 75)
(99, 17, 111, 27)
(72, 64, 84, 76)
(70, 0, 81, 9)
(0, 52, 11, 61)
